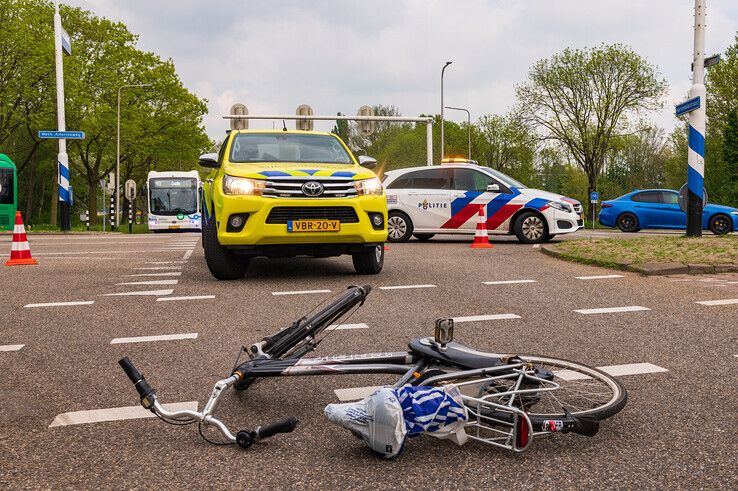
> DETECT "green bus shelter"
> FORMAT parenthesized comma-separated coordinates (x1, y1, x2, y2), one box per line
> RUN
(0, 153, 17, 231)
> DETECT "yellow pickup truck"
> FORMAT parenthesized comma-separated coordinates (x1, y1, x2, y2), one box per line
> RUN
(200, 130, 387, 280)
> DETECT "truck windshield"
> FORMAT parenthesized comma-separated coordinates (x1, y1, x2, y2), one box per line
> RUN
(149, 178, 197, 216)
(229, 133, 353, 164)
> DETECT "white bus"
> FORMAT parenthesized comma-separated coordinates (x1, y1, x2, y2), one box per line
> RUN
(147, 170, 202, 232)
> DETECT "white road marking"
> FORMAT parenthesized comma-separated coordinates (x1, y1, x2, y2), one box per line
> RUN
(183, 249, 193, 260)
(49, 401, 198, 428)
(575, 274, 625, 280)
(24, 301, 94, 308)
(452, 314, 521, 323)
(124, 272, 182, 277)
(482, 280, 537, 285)
(695, 298, 738, 306)
(574, 306, 651, 315)
(101, 289, 174, 297)
(146, 261, 187, 265)
(334, 386, 382, 402)
(532, 244, 540, 249)
(134, 266, 182, 271)
(555, 363, 669, 381)
(379, 284, 436, 290)
(0, 344, 25, 352)
(156, 295, 215, 302)
(272, 289, 332, 296)
(326, 323, 369, 331)
(110, 332, 198, 344)
(115, 279, 179, 286)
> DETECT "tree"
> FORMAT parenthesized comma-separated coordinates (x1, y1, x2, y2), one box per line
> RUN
(515, 44, 668, 212)
(331, 112, 350, 143)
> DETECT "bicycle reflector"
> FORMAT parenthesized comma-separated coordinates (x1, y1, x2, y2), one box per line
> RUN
(516, 414, 530, 450)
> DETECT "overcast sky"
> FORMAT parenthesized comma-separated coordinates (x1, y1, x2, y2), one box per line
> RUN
(66, 0, 738, 139)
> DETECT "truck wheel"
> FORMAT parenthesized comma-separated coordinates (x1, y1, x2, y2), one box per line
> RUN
(352, 245, 384, 274)
(203, 216, 247, 280)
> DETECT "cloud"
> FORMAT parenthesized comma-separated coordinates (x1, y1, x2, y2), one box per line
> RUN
(64, 0, 738, 138)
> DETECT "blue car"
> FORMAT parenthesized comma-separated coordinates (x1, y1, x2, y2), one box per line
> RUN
(598, 189, 738, 235)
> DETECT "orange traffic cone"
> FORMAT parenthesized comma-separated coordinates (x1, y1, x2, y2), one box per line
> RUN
(470, 205, 493, 249)
(5, 211, 38, 266)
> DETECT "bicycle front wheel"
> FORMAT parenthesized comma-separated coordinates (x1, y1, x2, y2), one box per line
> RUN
(483, 355, 627, 421)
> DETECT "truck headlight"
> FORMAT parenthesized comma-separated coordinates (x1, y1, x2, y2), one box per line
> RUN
(222, 175, 265, 195)
(548, 201, 573, 213)
(354, 177, 383, 196)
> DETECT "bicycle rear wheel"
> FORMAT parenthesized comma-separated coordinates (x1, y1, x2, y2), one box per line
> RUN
(485, 355, 627, 420)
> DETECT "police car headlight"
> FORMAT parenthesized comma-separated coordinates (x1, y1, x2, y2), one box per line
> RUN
(354, 177, 383, 196)
(222, 175, 265, 195)
(548, 201, 573, 213)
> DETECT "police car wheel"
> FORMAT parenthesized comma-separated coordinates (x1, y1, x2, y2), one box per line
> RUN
(514, 212, 548, 244)
(203, 216, 247, 280)
(387, 211, 413, 242)
(352, 245, 384, 275)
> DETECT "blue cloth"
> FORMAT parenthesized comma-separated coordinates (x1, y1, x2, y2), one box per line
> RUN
(395, 386, 467, 435)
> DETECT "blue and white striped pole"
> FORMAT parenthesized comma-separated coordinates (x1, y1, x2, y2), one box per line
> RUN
(687, 0, 706, 237)
(53, 1, 71, 231)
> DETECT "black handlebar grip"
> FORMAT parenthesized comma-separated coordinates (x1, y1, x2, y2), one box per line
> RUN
(257, 417, 299, 439)
(360, 284, 372, 295)
(119, 357, 143, 384)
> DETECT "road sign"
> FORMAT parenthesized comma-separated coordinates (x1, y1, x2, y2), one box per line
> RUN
(678, 183, 707, 212)
(124, 180, 137, 201)
(38, 130, 85, 140)
(675, 97, 701, 117)
(590, 191, 599, 202)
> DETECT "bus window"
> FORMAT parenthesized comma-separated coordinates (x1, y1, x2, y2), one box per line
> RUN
(149, 178, 198, 216)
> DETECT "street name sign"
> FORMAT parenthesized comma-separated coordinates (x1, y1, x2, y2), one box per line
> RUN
(38, 130, 85, 140)
(675, 97, 701, 117)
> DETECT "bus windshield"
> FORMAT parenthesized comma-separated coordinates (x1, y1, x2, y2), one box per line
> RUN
(149, 178, 197, 216)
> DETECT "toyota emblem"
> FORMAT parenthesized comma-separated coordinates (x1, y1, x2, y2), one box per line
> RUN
(301, 181, 324, 197)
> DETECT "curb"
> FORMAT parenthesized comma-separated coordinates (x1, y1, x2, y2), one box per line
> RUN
(539, 245, 738, 276)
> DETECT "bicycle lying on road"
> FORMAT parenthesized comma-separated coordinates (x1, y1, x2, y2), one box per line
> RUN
(119, 285, 627, 455)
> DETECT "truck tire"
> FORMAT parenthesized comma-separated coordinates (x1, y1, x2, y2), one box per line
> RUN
(203, 216, 247, 280)
(352, 245, 384, 274)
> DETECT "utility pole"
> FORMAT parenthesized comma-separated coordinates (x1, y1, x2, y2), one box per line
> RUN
(440, 61, 452, 161)
(53, 1, 71, 231)
(445, 106, 471, 160)
(686, 0, 706, 237)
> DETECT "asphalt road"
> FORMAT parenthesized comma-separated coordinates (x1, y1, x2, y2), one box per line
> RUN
(0, 231, 736, 489)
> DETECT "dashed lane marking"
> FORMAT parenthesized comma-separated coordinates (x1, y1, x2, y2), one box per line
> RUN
(156, 295, 215, 302)
(482, 280, 537, 285)
(101, 289, 174, 297)
(575, 274, 625, 280)
(110, 332, 198, 344)
(49, 401, 198, 428)
(695, 298, 738, 306)
(452, 313, 521, 323)
(183, 250, 193, 260)
(146, 261, 187, 265)
(272, 289, 332, 296)
(556, 363, 669, 381)
(326, 323, 369, 331)
(379, 284, 436, 290)
(24, 301, 95, 308)
(124, 272, 182, 277)
(134, 266, 183, 271)
(335, 362, 670, 401)
(574, 306, 651, 315)
(0, 344, 25, 352)
(115, 279, 179, 286)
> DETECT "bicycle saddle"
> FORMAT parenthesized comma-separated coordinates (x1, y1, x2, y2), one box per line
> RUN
(408, 337, 504, 369)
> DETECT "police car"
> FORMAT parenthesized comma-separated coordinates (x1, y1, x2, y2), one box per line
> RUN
(382, 159, 584, 244)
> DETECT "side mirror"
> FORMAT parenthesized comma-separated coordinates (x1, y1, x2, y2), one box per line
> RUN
(486, 183, 500, 192)
(198, 153, 220, 168)
(358, 155, 377, 169)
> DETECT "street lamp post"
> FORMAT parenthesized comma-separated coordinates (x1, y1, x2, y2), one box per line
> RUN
(445, 106, 471, 160)
(116, 83, 151, 229)
(440, 61, 452, 161)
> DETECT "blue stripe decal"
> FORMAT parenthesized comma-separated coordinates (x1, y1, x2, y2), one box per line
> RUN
(688, 124, 705, 197)
(450, 191, 482, 216)
(687, 165, 704, 198)
(688, 125, 705, 157)
(59, 163, 70, 181)
(524, 197, 548, 210)
(299, 169, 319, 175)
(58, 186, 71, 203)
(258, 171, 291, 177)
(332, 171, 356, 178)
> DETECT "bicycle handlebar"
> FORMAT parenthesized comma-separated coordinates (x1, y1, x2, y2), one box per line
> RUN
(118, 357, 156, 404)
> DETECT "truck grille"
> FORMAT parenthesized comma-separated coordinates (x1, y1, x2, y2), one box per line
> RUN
(263, 176, 357, 198)
(266, 207, 359, 224)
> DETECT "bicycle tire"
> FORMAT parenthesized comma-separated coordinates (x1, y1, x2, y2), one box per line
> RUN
(430, 354, 627, 421)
